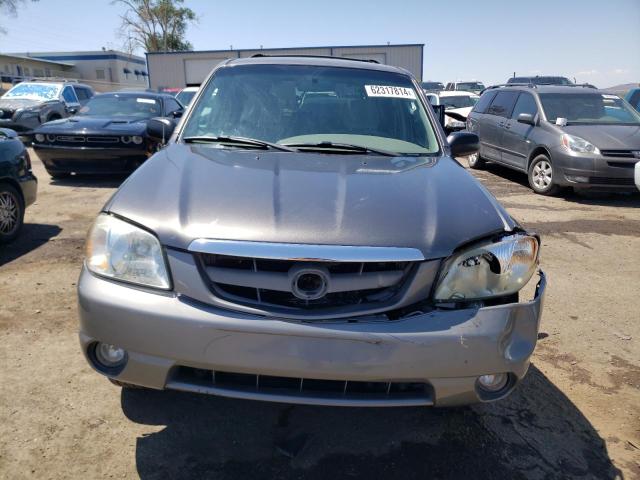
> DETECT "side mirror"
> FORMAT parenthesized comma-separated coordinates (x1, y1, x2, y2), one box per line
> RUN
(517, 113, 536, 126)
(447, 131, 479, 158)
(171, 110, 183, 118)
(146, 117, 177, 144)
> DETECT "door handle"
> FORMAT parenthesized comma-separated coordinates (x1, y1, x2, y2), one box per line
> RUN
(504, 123, 512, 130)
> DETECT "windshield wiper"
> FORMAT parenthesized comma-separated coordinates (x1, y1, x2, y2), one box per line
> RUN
(182, 135, 295, 152)
(282, 141, 398, 157)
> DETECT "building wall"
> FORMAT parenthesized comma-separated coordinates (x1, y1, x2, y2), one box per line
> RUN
(6, 51, 148, 92)
(147, 44, 423, 89)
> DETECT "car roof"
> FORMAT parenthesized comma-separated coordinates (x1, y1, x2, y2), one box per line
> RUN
(226, 55, 411, 76)
(180, 87, 199, 92)
(485, 85, 602, 95)
(439, 91, 479, 97)
(16, 80, 91, 87)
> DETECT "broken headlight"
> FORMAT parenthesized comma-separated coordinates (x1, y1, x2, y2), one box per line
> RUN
(434, 234, 539, 302)
(85, 213, 171, 289)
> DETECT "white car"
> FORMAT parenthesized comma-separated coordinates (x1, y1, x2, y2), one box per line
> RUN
(635, 161, 640, 191)
(176, 86, 199, 107)
(436, 91, 479, 132)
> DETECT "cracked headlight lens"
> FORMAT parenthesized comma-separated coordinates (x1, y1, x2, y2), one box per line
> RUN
(434, 234, 539, 302)
(85, 213, 170, 289)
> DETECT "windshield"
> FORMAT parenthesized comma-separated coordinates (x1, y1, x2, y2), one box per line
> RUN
(457, 82, 485, 91)
(78, 95, 161, 118)
(176, 89, 197, 106)
(3, 83, 61, 101)
(511, 77, 573, 85)
(439, 95, 478, 109)
(422, 82, 444, 90)
(539, 93, 640, 125)
(182, 64, 439, 155)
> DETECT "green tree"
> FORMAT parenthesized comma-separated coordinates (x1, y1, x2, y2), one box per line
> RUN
(114, 0, 197, 52)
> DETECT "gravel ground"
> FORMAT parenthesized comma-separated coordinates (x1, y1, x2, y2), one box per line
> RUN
(1, 152, 638, 479)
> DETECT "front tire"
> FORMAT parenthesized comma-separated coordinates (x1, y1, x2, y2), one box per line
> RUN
(0, 183, 25, 244)
(528, 154, 560, 195)
(467, 152, 486, 169)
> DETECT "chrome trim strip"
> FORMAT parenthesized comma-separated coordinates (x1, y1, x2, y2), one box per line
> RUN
(188, 239, 425, 262)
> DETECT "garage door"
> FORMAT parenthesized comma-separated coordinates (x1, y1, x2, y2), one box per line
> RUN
(184, 57, 231, 86)
(340, 53, 387, 64)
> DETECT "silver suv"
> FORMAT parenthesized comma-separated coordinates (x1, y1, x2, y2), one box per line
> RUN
(77, 56, 545, 407)
(0, 81, 94, 135)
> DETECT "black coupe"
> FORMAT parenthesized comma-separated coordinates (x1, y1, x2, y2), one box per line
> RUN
(32, 92, 184, 178)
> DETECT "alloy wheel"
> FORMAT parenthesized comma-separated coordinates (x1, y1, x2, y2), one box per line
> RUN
(0, 191, 20, 235)
(532, 160, 552, 189)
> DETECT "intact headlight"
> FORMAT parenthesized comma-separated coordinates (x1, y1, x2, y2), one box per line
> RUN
(434, 234, 539, 302)
(85, 213, 170, 289)
(561, 134, 599, 154)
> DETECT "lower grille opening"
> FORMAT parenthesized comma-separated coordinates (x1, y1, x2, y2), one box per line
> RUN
(588, 176, 635, 186)
(173, 366, 431, 400)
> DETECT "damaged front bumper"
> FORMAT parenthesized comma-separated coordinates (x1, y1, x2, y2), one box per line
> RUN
(78, 265, 546, 407)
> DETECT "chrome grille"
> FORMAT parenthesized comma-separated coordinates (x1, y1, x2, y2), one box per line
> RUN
(600, 150, 635, 158)
(201, 253, 412, 310)
(189, 240, 427, 316)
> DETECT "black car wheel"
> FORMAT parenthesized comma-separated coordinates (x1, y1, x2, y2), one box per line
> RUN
(528, 154, 560, 196)
(467, 152, 486, 169)
(0, 183, 25, 244)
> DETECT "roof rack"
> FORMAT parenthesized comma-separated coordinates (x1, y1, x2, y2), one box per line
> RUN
(250, 54, 379, 64)
(481, 82, 597, 94)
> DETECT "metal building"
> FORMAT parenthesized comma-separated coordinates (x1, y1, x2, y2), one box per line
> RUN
(146, 44, 424, 90)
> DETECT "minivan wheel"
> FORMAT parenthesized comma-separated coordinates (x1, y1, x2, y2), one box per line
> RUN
(467, 152, 486, 169)
(528, 155, 560, 195)
(0, 183, 25, 244)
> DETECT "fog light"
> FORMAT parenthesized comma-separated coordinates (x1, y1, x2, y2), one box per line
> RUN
(94, 342, 126, 367)
(477, 373, 508, 392)
(34, 133, 45, 142)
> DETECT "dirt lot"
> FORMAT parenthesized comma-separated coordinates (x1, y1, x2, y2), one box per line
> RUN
(1, 152, 639, 479)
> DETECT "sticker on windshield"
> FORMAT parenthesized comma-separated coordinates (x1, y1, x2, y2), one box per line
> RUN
(602, 94, 618, 99)
(365, 85, 416, 99)
(136, 98, 156, 104)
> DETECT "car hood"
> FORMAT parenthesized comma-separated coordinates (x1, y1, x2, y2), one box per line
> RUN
(563, 124, 640, 150)
(36, 116, 148, 134)
(105, 144, 517, 259)
(0, 97, 46, 111)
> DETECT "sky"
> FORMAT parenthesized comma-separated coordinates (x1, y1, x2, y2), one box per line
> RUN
(1, 0, 639, 88)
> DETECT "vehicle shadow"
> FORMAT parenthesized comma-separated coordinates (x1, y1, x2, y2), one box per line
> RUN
(475, 162, 640, 206)
(48, 173, 129, 189)
(121, 365, 622, 480)
(0, 223, 61, 266)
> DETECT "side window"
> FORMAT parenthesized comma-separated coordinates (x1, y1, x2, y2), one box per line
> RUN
(74, 87, 90, 101)
(445, 83, 452, 91)
(472, 91, 497, 114)
(487, 91, 519, 117)
(62, 86, 79, 104)
(511, 93, 538, 118)
(164, 98, 182, 115)
(629, 91, 640, 111)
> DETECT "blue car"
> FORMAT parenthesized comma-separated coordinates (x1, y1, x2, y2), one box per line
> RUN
(625, 87, 640, 112)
